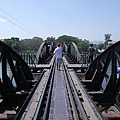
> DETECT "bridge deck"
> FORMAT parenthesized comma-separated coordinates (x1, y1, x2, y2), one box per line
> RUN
(49, 64, 72, 120)
(29, 64, 51, 69)
(62, 56, 89, 69)
(67, 64, 89, 69)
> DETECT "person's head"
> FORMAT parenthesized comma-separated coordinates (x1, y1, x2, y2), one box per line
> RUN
(90, 44, 93, 47)
(57, 42, 60, 47)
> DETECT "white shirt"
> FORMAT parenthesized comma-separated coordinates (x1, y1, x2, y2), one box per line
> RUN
(54, 47, 62, 59)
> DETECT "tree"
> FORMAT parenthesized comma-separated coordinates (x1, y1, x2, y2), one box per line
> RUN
(45, 36, 55, 45)
(56, 35, 79, 45)
(77, 39, 89, 52)
(3, 37, 20, 52)
(19, 37, 43, 52)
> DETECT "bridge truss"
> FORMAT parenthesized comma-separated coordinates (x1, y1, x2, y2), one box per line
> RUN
(0, 40, 120, 119)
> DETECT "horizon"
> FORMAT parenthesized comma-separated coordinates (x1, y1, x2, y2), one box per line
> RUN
(0, 35, 119, 43)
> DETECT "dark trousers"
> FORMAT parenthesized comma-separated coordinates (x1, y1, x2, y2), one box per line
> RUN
(89, 55, 93, 63)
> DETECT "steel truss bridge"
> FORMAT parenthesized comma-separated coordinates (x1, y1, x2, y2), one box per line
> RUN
(0, 40, 120, 120)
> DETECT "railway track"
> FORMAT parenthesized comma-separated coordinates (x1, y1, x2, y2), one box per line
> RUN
(14, 56, 106, 120)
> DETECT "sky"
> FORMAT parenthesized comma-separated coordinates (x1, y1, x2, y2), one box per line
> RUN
(0, 0, 120, 42)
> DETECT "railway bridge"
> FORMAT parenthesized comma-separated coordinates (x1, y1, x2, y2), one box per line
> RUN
(0, 40, 120, 120)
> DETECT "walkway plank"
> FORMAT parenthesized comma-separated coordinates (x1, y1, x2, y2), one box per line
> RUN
(49, 65, 72, 120)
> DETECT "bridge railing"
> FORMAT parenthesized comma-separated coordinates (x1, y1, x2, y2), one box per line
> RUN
(20, 52, 37, 67)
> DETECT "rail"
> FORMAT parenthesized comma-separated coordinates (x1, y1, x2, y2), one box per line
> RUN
(14, 56, 105, 120)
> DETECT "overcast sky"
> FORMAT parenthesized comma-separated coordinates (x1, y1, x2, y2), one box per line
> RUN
(0, 0, 120, 42)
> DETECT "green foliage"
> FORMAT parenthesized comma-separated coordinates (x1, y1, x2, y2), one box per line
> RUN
(45, 36, 55, 45)
(56, 35, 79, 45)
(55, 35, 90, 52)
(96, 44, 104, 50)
(19, 37, 43, 52)
(3, 37, 20, 52)
(77, 39, 89, 52)
(1, 35, 104, 53)
(2, 37, 43, 53)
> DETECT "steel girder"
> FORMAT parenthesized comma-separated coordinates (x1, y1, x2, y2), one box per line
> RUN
(35, 42, 52, 64)
(67, 42, 81, 63)
(0, 41, 34, 111)
(84, 41, 120, 110)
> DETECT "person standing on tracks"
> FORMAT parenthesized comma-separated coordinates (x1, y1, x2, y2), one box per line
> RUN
(88, 44, 95, 63)
(54, 42, 62, 71)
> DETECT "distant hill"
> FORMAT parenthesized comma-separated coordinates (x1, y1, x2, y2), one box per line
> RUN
(90, 40, 104, 44)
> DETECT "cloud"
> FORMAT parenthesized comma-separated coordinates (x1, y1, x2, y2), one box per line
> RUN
(0, 18, 7, 23)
